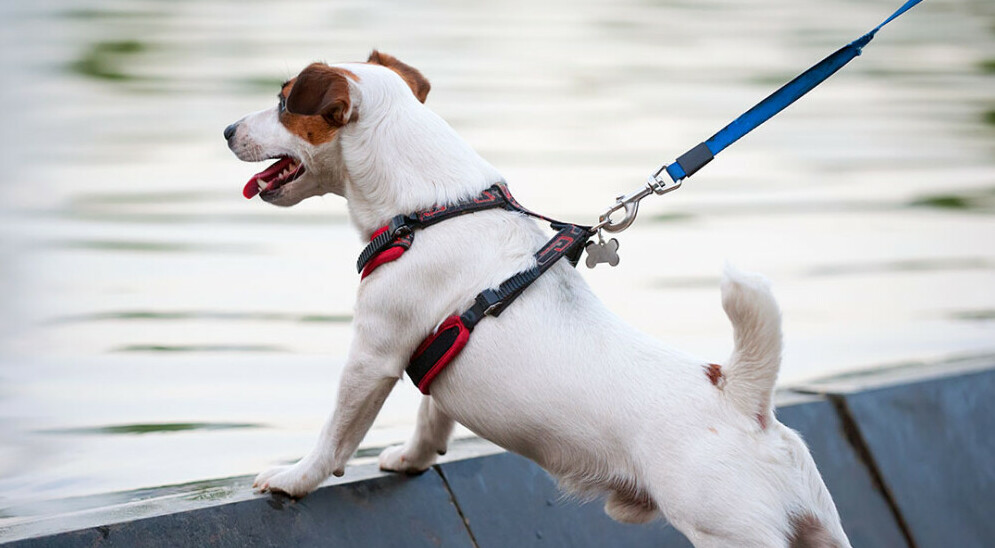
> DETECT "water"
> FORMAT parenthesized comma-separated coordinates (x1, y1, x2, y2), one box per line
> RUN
(0, 0, 993, 523)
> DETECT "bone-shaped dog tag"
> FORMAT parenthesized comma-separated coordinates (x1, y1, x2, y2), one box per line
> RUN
(585, 237, 620, 268)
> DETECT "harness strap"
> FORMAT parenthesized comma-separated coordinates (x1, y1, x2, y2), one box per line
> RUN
(357, 182, 587, 277)
(360, 227, 414, 280)
(357, 215, 416, 274)
(356, 183, 516, 274)
(459, 224, 590, 329)
(406, 223, 591, 393)
(353, 183, 592, 394)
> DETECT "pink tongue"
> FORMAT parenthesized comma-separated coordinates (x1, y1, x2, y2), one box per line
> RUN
(243, 157, 295, 199)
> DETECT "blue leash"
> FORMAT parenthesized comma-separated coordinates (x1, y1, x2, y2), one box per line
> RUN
(588, 0, 925, 263)
(662, 0, 924, 182)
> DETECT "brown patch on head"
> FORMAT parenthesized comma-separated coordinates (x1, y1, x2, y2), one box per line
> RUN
(788, 514, 841, 548)
(367, 50, 431, 103)
(281, 63, 357, 145)
(705, 363, 724, 387)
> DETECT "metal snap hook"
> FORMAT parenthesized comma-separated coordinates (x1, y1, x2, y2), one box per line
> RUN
(598, 197, 641, 233)
(592, 164, 683, 234)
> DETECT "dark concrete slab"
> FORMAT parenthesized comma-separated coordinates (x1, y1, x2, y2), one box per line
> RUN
(5, 362, 992, 547)
(775, 393, 908, 548)
(438, 451, 692, 548)
(837, 368, 995, 548)
(5, 469, 473, 548)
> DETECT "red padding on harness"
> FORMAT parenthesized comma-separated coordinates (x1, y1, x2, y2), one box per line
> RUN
(409, 315, 470, 394)
(361, 246, 405, 279)
(361, 225, 409, 280)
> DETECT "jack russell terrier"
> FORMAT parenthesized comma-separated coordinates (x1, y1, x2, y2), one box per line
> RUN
(225, 51, 849, 547)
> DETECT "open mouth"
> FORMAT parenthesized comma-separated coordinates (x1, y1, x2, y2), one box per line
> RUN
(242, 156, 306, 199)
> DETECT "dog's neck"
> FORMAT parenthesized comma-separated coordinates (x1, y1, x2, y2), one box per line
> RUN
(338, 85, 503, 238)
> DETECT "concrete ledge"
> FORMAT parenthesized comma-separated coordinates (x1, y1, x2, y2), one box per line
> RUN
(439, 451, 691, 547)
(2, 355, 992, 547)
(798, 357, 995, 548)
(773, 392, 908, 547)
(4, 468, 473, 548)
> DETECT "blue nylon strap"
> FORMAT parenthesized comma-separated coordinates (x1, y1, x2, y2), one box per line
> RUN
(664, 0, 923, 182)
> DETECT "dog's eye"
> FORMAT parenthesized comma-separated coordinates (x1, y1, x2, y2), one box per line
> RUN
(278, 95, 286, 113)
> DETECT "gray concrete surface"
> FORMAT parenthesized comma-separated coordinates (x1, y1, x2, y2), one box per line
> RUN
(2, 355, 992, 547)
(774, 393, 909, 547)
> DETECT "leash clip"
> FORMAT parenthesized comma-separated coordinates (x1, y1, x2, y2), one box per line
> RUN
(594, 164, 682, 234)
(647, 163, 683, 195)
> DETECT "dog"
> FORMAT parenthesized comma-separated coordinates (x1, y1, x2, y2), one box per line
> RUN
(225, 51, 850, 547)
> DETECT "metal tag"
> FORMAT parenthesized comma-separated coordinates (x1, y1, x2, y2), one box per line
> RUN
(585, 236, 620, 268)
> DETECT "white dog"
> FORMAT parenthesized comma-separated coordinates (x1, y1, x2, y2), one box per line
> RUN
(225, 51, 849, 547)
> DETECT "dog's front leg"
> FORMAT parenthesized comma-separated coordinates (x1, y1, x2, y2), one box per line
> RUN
(253, 356, 400, 497)
(379, 395, 455, 474)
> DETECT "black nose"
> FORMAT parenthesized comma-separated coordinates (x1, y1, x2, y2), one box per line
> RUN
(223, 122, 238, 141)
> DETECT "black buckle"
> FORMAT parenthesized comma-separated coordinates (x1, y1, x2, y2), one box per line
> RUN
(388, 214, 414, 237)
(460, 289, 503, 330)
(478, 289, 502, 316)
(356, 215, 418, 273)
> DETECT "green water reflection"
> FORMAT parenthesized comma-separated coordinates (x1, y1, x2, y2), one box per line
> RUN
(70, 40, 150, 82)
(41, 423, 262, 436)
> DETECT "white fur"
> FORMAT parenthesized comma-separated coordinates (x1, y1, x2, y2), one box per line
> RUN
(229, 60, 850, 547)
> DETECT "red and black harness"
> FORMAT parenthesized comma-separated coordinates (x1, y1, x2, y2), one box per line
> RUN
(356, 182, 593, 394)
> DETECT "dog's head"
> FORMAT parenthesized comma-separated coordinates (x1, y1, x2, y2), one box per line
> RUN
(224, 51, 430, 207)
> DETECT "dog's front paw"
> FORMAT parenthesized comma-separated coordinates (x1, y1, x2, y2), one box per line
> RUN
(378, 444, 436, 474)
(253, 463, 323, 498)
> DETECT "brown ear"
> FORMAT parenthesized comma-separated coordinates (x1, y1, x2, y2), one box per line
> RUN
(367, 50, 431, 103)
(286, 63, 353, 126)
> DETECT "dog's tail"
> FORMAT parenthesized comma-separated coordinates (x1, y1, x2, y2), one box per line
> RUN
(719, 264, 783, 426)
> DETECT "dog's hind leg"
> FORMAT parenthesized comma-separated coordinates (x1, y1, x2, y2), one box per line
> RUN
(788, 513, 844, 548)
(379, 395, 455, 473)
(604, 488, 659, 524)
